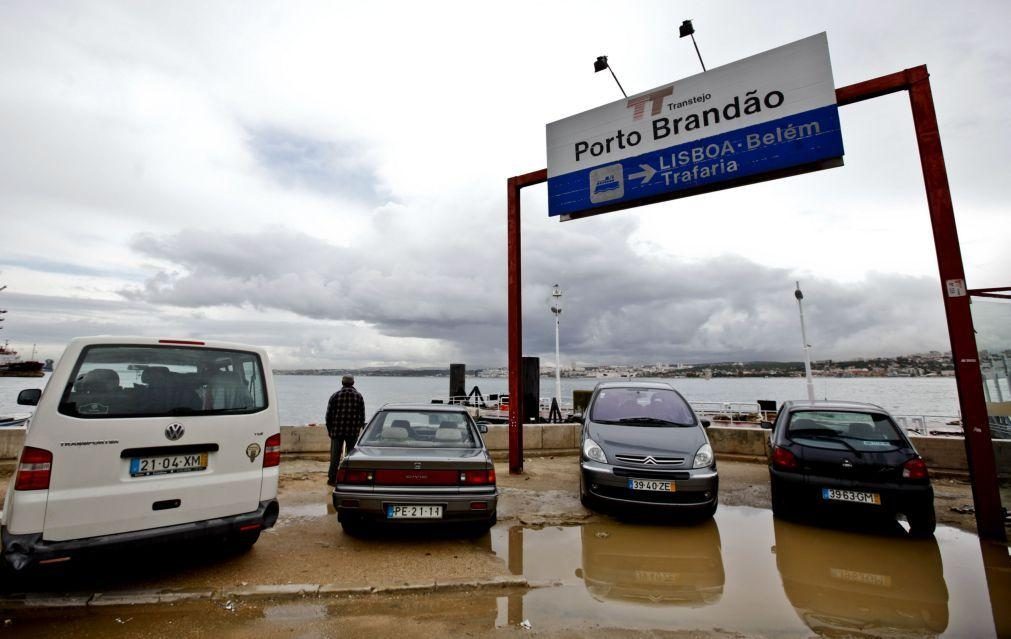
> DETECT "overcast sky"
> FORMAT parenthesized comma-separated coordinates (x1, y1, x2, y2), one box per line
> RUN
(1, 1, 1009, 368)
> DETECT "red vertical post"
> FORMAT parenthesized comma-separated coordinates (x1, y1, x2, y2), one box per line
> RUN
(507, 169, 547, 474)
(905, 66, 1005, 540)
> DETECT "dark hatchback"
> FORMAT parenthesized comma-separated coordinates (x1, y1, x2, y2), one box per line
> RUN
(579, 382, 718, 518)
(765, 400, 935, 536)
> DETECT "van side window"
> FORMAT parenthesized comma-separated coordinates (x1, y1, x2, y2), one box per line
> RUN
(59, 345, 268, 418)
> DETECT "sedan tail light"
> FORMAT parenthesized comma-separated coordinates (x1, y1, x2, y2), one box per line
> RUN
(460, 469, 496, 486)
(263, 433, 282, 468)
(902, 457, 929, 480)
(771, 446, 799, 471)
(15, 446, 53, 491)
(336, 468, 374, 484)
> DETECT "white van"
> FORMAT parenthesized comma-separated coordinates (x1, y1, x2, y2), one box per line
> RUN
(1, 337, 280, 572)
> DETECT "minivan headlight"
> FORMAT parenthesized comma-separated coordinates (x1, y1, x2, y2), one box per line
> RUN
(583, 438, 607, 464)
(693, 443, 714, 468)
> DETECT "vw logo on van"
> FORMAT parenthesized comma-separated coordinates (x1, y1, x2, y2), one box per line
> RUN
(165, 423, 185, 441)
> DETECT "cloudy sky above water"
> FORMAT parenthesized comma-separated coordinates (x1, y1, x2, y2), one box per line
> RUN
(1, 1, 1009, 368)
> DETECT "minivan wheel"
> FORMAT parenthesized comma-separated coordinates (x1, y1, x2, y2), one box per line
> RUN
(907, 506, 937, 538)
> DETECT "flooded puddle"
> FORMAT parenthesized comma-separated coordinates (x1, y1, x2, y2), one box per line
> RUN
(489, 506, 1011, 637)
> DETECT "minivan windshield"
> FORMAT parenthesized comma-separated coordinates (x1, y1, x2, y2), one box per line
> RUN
(59, 345, 267, 418)
(590, 388, 696, 426)
(360, 411, 479, 448)
(786, 410, 905, 451)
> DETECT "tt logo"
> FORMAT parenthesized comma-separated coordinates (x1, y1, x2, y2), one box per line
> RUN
(165, 423, 185, 441)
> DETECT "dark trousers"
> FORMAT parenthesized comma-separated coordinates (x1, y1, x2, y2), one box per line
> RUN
(328, 433, 357, 483)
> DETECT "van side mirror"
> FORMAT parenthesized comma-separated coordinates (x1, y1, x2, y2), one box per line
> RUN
(701, 419, 711, 428)
(17, 389, 41, 406)
(476, 421, 489, 434)
(760, 421, 774, 430)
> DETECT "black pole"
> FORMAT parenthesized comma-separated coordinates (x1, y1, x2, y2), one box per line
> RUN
(690, 33, 706, 72)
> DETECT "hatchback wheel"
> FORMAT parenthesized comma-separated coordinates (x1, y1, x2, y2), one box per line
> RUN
(770, 477, 794, 519)
(907, 506, 936, 538)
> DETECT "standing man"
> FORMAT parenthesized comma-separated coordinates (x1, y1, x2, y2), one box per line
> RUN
(325, 374, 366, 486)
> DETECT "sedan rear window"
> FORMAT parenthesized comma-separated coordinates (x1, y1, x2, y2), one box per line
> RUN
(787, 411, 905, 451)
(361, 411, 478, 448)
(59, 345, 267, 418)
(590, 388, 696, 426)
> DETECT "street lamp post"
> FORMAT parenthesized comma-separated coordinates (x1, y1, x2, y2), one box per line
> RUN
(550, 285, 563, 407)
(795, 281, 816, 401)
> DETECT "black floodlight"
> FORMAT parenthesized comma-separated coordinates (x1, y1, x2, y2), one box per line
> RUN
(592, 55, 627, 98)
(678, 19, 707, 72)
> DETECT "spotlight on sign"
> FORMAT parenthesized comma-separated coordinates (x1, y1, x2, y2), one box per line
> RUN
(592, 55, 627, 98)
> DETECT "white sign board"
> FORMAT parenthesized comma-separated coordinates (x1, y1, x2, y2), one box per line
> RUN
(546, 33, 843, 219)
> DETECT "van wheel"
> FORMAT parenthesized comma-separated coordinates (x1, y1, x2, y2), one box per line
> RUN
(908, 507, 936, 538)
(232, 529, 261, 552)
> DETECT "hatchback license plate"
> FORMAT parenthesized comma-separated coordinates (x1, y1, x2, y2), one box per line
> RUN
(130, 453, 208, 477)
(628, 478, 676, 492)
(822, 488, 881, 505)
(386, 504, 443, 519)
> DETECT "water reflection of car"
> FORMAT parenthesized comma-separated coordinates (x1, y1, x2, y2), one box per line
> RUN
(774, 517, 949, 636)
(580, 382, 718, 518)
(765, 400, 935, 536)
(332, 404, 497, 536)
(577, 520, 724, 606)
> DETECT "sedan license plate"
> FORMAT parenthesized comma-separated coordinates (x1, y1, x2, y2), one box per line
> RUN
(386, 504, 444, 519)
(627, 478, 676, 492)
(821, 488, 881, 505)
(130, 453, 208, 477)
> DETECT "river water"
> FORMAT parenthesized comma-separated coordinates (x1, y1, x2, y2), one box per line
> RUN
(0, 373, 960, 426)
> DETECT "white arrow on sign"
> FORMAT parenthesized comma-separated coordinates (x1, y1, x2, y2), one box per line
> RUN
(627, 163, 657, 185)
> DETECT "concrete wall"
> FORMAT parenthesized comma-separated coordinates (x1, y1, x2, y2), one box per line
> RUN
(1, 423, 1006, 478)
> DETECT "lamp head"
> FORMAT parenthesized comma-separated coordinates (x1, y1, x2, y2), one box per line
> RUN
(678, 20, 695, 38)
(593, 56, 609, 73)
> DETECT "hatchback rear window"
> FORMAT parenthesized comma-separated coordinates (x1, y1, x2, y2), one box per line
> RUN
(361, 411, 478, 448)
(786, 410, 905, 451)
(59, 345, 267, 418)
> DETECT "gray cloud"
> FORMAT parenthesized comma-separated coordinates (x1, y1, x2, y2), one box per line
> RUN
(119, 216, 951, 366)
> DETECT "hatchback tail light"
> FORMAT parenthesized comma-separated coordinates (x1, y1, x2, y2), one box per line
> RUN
(263, 433, 281, 468)
(460, 469, 496, 486)
(902, 457, 929, 480)
(336, 468, 374, 484)
(15, 446, 53, 491)
(771, 446, 799, 471)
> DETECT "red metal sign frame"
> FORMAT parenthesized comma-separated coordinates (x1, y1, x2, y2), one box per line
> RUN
(506, 65, 1006, 540)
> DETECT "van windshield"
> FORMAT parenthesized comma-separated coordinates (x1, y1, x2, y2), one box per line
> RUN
(59, 345, 268, 418)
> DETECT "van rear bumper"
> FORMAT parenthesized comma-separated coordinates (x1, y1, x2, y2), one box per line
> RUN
(1, 499, 279, 572)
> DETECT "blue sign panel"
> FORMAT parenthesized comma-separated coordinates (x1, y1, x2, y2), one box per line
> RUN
(548, 104, 843, 217)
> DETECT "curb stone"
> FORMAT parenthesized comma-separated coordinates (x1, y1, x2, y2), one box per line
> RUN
(0, 576, 533, 609)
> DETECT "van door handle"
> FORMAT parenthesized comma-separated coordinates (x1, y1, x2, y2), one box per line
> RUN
(153, 499, 181, 511)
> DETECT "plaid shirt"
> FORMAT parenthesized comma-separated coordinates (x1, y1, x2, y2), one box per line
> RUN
(325, 386, 365, 438)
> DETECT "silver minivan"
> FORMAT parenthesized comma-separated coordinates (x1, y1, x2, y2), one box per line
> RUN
(1, 337, 281, 572)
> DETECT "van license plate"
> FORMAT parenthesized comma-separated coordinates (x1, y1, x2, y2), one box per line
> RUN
(130, 453, 208, 477)
(386, 505, 443, 519)
(821, 488, 881, 505)
(628, 479, 676, 492)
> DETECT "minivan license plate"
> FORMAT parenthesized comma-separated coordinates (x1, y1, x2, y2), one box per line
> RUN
(386, 505, 443, 519)
(130, 453, 208, 477)
(821, 488, 881, 505)
(628, 478, 676, 492)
